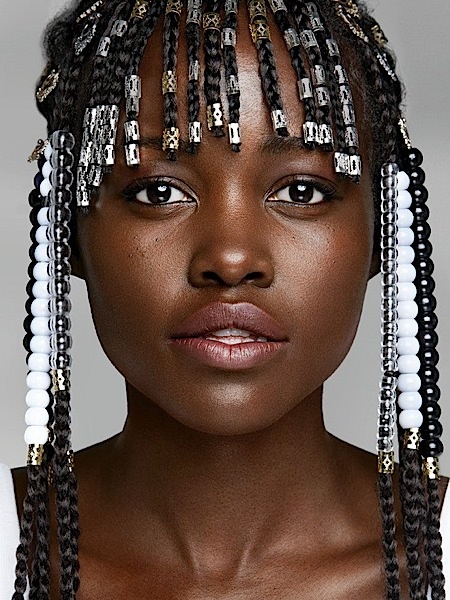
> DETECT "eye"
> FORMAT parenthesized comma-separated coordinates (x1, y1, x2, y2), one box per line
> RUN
(123, 179, 193, 205)
(268, 180, 333, 205)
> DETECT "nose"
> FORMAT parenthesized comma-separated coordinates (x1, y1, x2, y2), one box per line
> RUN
(188, 204, 275, 289)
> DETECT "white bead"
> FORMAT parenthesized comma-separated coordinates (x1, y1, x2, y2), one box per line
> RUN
(397, 246, 415, 265)
(24, 425, 48, 445)
(26, 371, 51, 390)
(398, 391, 422, 410)
(27, 353, 50, 372)
(25, 407, 49, 427)
(397, 282, 416, 301)
(397, 171, 410, 191)
(397, 318, 419, 338)
(31, 317, 51, 336)
(398, 354, 421, 374)
(397, 263, 416, 283)
(30, 335, 51, 354)
(40, 178, 52, 198)
(397, 227, 414, 247)
(34, 244, 50, 262)
(399, 409, 423, 430)
(35, 226, 49, 244)
(32, 280, 50, 300)
(397, 209, 414, 228)
(397, 373, 421, 392)
(44, 143, 52, 160)
(42, 161, 52, 179)
(26, 389, 50, 408)
(398, 300, 418, 320)
(37, 207, 50, 226)
(31, 298, 50, 318)
(397, 190, 412, 209)
(397, 336, 419, 356)
(33, 262, 50, 282)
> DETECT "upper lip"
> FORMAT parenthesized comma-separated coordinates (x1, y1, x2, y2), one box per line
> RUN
(171, 302, 288, 342)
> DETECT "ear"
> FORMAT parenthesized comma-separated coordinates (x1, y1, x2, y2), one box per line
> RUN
(368, 248, 381, 280)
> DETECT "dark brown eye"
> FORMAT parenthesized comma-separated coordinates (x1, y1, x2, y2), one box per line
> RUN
(135, 182, 189, 204)
(270, 181, 327, 205)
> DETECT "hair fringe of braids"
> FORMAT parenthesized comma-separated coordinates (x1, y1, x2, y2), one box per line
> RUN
(203, 0, 225, 137)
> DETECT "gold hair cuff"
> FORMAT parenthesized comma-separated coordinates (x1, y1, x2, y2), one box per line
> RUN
(166, 0, 183, 15)
(378, 450, 394, 474)
(162, 127, 180, 151)
(131, 0, 149, 20)
(250, 20, 271, 43)
(162, 71, 177, 94)
(248, 0, 267, 22)
(423, 457, 440, 480)
(36, 70, 60, 103)
(203, 12, 221, 31)
(404, 428, 420, 450)
(27, 444, 45, 466)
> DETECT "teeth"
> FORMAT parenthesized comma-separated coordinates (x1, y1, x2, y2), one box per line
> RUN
(204, 328, 269, 345)
(210, 328, 252, 338)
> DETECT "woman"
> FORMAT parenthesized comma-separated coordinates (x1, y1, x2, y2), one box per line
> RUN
(0, 0, 448, 598)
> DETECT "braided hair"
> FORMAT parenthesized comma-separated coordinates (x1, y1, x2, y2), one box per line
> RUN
(16, 1, 445, 598)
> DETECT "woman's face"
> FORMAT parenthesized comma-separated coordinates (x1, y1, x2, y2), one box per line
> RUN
(75, 18, 377, 436)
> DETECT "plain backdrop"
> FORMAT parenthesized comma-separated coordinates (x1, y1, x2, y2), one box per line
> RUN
(1, 0, 449, 470)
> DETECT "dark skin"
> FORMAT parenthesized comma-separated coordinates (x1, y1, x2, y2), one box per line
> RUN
(13, 13, 447, 599)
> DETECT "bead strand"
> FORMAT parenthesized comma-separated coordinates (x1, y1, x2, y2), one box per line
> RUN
(395, 169, 423, 434)
(377, 162, 399, 472)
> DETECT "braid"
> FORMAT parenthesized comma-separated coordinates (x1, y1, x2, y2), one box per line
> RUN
(425, 479, 446, 599)
(378, 472, 401, 600)
(186, 2, 202, 154)
(162, 4, 182, 160)
(53, 390, 78, 599)
(398, 440, 426, 599)
(222, 2, 241, 151)
(29, 449, 52, 599)
(13, 466, 39, 599)
(203, 0, 225, 137)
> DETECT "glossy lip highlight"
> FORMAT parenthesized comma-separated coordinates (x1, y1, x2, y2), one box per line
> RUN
(169, 302, 288, 370)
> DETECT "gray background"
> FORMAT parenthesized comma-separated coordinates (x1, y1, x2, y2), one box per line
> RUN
(1, 1, 449, 470)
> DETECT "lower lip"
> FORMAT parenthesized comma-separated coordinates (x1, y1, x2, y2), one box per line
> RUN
(170, 337, 286, 370)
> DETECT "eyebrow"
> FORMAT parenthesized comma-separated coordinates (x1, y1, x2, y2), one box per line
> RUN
(137, 133, 307, 156)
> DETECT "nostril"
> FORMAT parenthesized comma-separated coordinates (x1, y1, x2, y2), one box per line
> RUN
(202, 271, 226, 284)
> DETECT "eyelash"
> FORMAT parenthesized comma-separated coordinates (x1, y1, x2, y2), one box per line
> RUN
(121, 177, 337, 207)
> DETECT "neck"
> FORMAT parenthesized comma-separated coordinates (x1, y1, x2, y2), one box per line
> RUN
(82, 384, 362, 577)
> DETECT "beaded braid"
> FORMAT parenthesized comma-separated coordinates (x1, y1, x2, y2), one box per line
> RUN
(267, 1, 317, 148)
(186, 0, 203, 153)
(162, 1, 183, 160)
(203, 0, 225, 137)
(222, 0, 241, 151)
(247, 0, 288, 137)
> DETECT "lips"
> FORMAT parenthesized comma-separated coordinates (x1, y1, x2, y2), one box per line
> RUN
(169, 302, 288, 370)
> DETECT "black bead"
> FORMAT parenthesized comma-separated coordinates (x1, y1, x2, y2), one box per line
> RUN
(421, 312, 438, 331)
(417, 275, 435, 295)
(413, 204, 429, 223)
(420, 348, 439, 367)
(28, 189, 42, 208)
(419, 294, 437, 314)
(421, 417, 443, 438)
(407, 148, 423, 168)
(25, 281, 34, 297)
(23, 315, 33, 332)
(28, 243, 39, 261)
(37, 155, 46, 170)
(421, 401, 442, 420)
(419, 438, 443, 458)
(414, 222, 431, 241)
(409, 167, 425, 186)
(415, 251, 433, 271)
(418, 330, 438, 348)
(33, 172, 44, 191)
(23, 333, 32, 352)
(421, 366, 439, 384)
(24, 298, 33, 314)
(411, 185, 428, 204)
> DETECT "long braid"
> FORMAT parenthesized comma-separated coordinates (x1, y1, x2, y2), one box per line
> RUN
(426, 479, 446, 599)
(378, 472, 401, 600)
